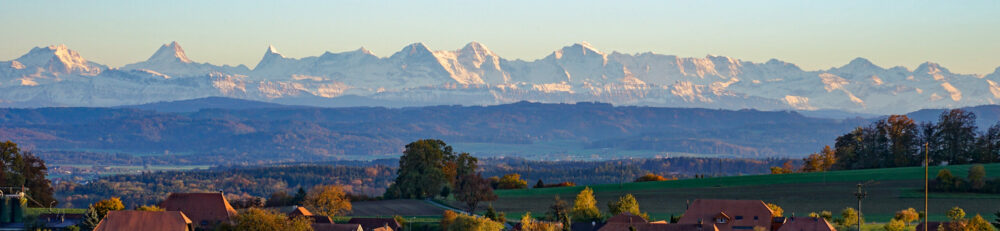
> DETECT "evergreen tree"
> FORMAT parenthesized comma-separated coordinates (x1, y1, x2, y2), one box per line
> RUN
(292, 187, 307, 205)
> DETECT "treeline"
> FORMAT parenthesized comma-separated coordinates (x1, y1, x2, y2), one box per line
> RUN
(829, 109, 1000, 170)
(480, 157, 787, 185)
(56, 153, 787, 209)
(56, 164, 395, 208)
(931, 165, 1000, 193)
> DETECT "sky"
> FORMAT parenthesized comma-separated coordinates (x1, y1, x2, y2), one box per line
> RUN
(2, 0, 1000, 74)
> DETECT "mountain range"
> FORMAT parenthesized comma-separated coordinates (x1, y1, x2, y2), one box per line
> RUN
(3, 41, 1000, 114)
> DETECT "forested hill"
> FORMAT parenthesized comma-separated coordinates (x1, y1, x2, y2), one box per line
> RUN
(1, 101, 866, 164)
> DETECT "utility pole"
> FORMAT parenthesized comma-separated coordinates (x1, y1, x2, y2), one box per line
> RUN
(924, 142, 929, 231)
(854, 183, 866, 231)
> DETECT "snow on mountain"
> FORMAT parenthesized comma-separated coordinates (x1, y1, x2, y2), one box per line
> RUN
(3, 42, 1000, 114)
(0, 44, 105, 87)
(122, 41, 249, 78)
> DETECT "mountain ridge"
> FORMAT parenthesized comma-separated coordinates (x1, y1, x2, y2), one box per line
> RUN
(3, 41, 1000, 114)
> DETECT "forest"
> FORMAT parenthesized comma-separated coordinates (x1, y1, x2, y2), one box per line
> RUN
(54, 155, 787, 208)
(828, 109, 1000, 170)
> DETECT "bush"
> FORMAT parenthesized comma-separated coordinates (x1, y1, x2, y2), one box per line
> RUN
(884, 219, 906, 231)
(497, 174, 528, 189)
(635, 173, 668, 182)
(449, 213, 504, 231)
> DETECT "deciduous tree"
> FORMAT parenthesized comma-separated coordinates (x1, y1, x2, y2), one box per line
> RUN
(442, 210, 458, 231)
(450, 213, 504, 231)
(947, 207, 966, 221)
(608, 194, 647, 220)
(226, 208, 312, 231)
(136, 205, 163, 211)
(80, 197, 124, 230)
(304, 185, 352, 217)
(570, 187, 602, 222)
(840, 207, 860, 228)
(387, 139, 457, 199)
(635, 173, 669, 182)
(967, 214, 995, 231)
(454, 173, 496, 213)
(497, 173, 528, 189)
(894, 208, 919, 226)
(969, 165, 987, 190)
(884, 219, 906, 231)
(766, 203, 784, 217)
(0, 141, 56, 206)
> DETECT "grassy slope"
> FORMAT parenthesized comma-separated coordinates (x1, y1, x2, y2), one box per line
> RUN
(485, 163, 1000, 222)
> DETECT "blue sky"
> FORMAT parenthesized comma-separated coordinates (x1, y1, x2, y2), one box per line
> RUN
(2, 0, 999, 74)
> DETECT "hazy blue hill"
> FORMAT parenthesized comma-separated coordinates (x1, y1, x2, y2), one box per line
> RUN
(120, 96, 296, 113)
(795, 109, 880, 120)
(904, 104, 1000, 129)
(0, 100, 902, 164)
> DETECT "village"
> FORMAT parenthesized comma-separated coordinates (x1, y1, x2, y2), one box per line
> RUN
(8, 191, 879, 231)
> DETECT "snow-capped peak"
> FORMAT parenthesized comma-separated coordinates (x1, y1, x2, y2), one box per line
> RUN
(845, 57, 877, 68)
(403, 42, 432, 55)
(390, 43, 437, 60)
(266, 45, 280, 55)
(576, 41, 600, 53)
(553, 42, 604, 59)
(915, 62, 949, 75)
(460, 41, 494, 56)
(263, 45, 285, 58)
(834, 57, 883, 73)
(14, 44, 101, 74)
(355, 47, 375, 56)
(147, 41, 192, 63)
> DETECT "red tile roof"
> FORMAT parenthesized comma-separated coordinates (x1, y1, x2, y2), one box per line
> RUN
(599, 222, 719, 231)
(677, 199, 775, 231)
(606, 213, 648, 224)
(94, 211, 192, 231)
(159, 193, 238, 228)
(313, 223, 364, 231)
(777, 217, 836, 231)
(289, 206, 314, 217)
(600, 213, 719, 231)
(916, 221, 953, 231)
(348, 218, 402, 231)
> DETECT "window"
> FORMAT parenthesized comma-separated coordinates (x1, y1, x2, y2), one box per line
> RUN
(735, 216, 743, 220)
(754, 216, 759, 220)
(716, 218, 728, 223)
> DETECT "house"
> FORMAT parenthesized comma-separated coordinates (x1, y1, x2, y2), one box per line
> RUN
(571, 221, 606, 231)
(677, 199, 775, 231)
(348, 218, 401, 231)
(159, 192, 238, 229)
(598, 213, 719, 231)
(776, 217, 836, 231)
(916, 221, 954, 231)
(287, 206, 334, 224)
(312, 223, 365, 231)
(94, 211, 193, 231)
(37, 213, 84, 231)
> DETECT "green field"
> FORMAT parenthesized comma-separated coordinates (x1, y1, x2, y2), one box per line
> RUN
(452, 140, 741, 160)
(472, 163, 1000, 222)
